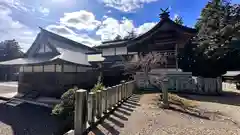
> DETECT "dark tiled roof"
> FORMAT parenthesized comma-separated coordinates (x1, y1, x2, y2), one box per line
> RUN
(95, 39, 130, 49)
(40, 27, 97, 52)
(127, 18, 197, 48)
(95, 18, 197, 49)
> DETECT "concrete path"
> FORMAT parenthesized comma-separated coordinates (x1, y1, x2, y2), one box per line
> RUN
(0, 82, 18, 99)
(88, 93, 240, 135)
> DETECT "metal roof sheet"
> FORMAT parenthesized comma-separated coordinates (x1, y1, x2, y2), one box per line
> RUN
(0, 57, 56, 65)
(223, 71, 240, 77)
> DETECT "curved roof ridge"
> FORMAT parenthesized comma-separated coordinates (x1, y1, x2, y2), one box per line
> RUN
(130, 18, 197, 43)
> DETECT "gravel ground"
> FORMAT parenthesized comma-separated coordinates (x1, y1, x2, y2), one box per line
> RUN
(88, 93, 240, 135)
(0, 101, 64, 135)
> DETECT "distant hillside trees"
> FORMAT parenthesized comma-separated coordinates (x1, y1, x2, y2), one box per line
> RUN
(0, 39, 24, 81)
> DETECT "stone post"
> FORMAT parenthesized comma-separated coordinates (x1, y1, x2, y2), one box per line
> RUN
(102, 88, 108, 113)
(74, 89, 87, 135)
(125, 83, 128, 99)
(87, 92, 95, 125)
(119, 84, 122, 103)
(121, 83, 124, 102)
(108, 87, 112, 110)
(123, 83, 126, 100)
(161, 78, 169, 108)
(121, 81, 125, 101)
(115, 85, 119, 106)
(112, 86, 116, 106)
(126, 82, 129, 98)
(96, 90, 102, 118)
(129, 82, 132, 96)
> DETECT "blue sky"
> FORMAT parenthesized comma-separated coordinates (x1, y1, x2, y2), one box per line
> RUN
(0, 0, 239, 52)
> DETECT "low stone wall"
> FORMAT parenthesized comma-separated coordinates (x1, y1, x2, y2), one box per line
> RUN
(193, 77, 222, 94)
(222, 82, 237, 91)
(135, 71, 222, 95)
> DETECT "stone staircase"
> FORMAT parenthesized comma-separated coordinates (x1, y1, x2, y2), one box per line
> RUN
(5, 91, 40, 107)
(5, 98, 24, 107)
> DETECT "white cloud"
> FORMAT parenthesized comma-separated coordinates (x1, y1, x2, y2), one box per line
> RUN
(96, 17, 121, 41)
(103, 15, 108, 19)
(101, 0, 158, 12)
(0, 5, 37, 52)
(96, 16, 156, 41)
(173, 13, 179, 20)
(1, 0, 29, 12)
(1, 0, 51, 16)
(39, 6, 50, 16)
(46, 25, 101, 47)
(119, 17, 135, 37)
(96, 17, 136, 41)
(60, 10, 101, 31)
(135, 22, 156, 35)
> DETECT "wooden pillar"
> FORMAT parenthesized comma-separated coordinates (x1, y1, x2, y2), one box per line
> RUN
(175, 43, 179, 71)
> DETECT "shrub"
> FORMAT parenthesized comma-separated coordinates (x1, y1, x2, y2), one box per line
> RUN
(52, 87, 78, 121)
(91, 82, 105, 93)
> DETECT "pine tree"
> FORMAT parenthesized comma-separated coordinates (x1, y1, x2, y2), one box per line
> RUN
(174, 16, 184, 25)
(181, 0, 240, 77)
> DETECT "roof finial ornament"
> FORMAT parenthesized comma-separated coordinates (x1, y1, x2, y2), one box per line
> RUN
(160, 8, 170, 20)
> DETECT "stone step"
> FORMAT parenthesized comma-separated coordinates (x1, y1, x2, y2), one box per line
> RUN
(5, 99, 24, 107)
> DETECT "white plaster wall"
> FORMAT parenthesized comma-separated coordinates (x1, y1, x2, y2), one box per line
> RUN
(23, 66, 33, 72)
(44, 65, 55, 72)
(64, 65, 77, 72)
(102, 48, 115, 56)
(77, 66, 92, 72)
(20, 66, 24, 72)
(33, 65, 43, 72)
(116, 47, 127, 55)
(56, 64, 62, 72)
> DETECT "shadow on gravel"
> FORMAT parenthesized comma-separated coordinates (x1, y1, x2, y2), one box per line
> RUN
(178, 91, 240, 107)
(167, 106, 210, 120)
(112, 112, 128, 121)
(88, 94, 142, 135)
(101, 121, 120, 135)
(0, 103, 64, 135)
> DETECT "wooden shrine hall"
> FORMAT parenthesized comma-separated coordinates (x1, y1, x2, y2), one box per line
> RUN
(96, 11, 197, 70)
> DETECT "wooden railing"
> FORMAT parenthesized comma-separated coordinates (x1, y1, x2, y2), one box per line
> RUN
(72, 80, 135, 135)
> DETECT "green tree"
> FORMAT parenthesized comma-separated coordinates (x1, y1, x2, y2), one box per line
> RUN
(2, 39, 23, 60)
(174, 16, 184, 25)
(0, 39, 23, 80)
(197, 0, 240, 58)
(180, 0, 240, 77)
